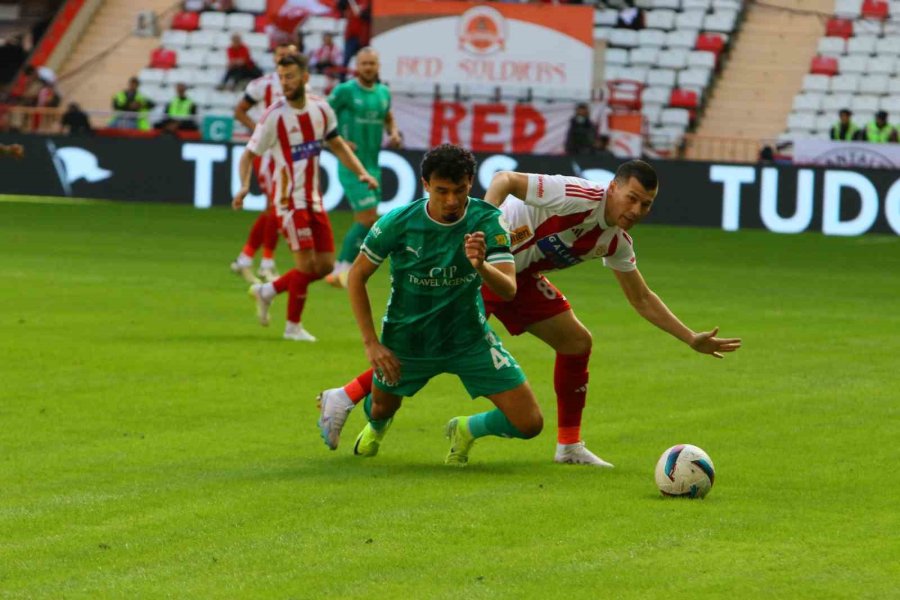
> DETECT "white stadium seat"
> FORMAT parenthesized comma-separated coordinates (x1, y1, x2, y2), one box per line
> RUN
(161, 30, 189, 50)
(647, 68, 677, 87)
(593, 27, 613, 42)
(661, 107, 691, 127)
(638, 29, 666, 47)
(678, 68, 711, 88)
(205, 51, 229, 69)
(889, 78, 900, 94)
(604, 65, 624, 81)
(190, 87, 214, 107)
(178, 48, 206, 68)
(787, 112, 815, 130)
(226, 12, 256, 32)
(622, 66, 650, 84)
(834, 0, 862, 18)
(879, 96, 900, 113)
(164, 67, 199, 86)
(838, 55, 868, 74)
(688, 50, 716, 70)
(642, 104, 663, 126)
(682, 0, 712, 10)
(859, 74, 890, 94)
(651, 0, 681, 8)
(605, 48, 629, 66)
(847, 35, 877, 56)
(609, 29, 639, 48)
(234, 0, 266, 12)
(141, 84, 169, 105)
(594, 9, 619, 26)
(829, 74, 860, 93)
(642, 86, 672, 105)
(630, 47, 660, 66)
(815, 113, 836, 131)
(802, 74, 830, 92)
(822, 93, 853, 112)
(645, 9, 677, 30)
(658, 48, 688, 69)
(854, 19, 883, 35)
(199, 11, 227, 30)
(188, 30, 217, 48)
(712, 0, 742, 9)
(855, 111, 875, 126)
(792, 93, 823, 113)
(852, 95, 880, 113)
(675, 10, 706, 31)
(194, 69, 222, 87)
(666, 30, 697, 49)
(703, 11, 738, 33)
(139, 68, 166, 84)
(875, 37, 900, 56)
(242, 32, 269, 51)
(817, 37, 846, 56)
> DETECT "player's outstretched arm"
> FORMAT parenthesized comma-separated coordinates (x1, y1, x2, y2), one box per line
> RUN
(465, 232, 517, 300)
(232, 148, 259, 209)
(484, 171, 530, 207)
(613, 268, 742, 359)
(233, 97, 256, 132)
(327, 135, 377, 190)
(347, 253, 401, 384)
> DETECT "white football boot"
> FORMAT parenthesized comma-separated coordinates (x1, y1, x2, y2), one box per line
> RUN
(317, 388, 355, 450)
(231, 260, 260, 284)
(257, 265, 280, 283)
(248, 283, 272, 327)
(554, 441, 614, 468)
(283, 322, 316, 342)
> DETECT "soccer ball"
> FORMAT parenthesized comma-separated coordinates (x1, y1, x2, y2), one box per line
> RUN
(654, 444, 715, 499)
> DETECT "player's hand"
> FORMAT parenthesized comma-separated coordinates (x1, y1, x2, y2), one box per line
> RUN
(365, 340, 401, 386)
(388, 131, 402, 148)
(689, 327, 742, 359)
(464, 232, 487, 269)
(232, 188, 249, 210)
(360, 172, 378, 190)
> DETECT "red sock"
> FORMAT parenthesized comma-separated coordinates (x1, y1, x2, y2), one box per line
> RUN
(287, 270, 314, 324)
(343, 369, 374, 404)
(555, 352, 590, 445)
(273, 269, 299, 294)
(262, 211, 279, 259)
(243, 212, 267, 257)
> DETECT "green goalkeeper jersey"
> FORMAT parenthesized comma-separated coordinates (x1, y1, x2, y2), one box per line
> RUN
(360, 198, 514, 359)
(327, 79, 391, 171)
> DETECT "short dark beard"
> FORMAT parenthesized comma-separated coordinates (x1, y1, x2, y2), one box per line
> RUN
(286, 84, 305, 102)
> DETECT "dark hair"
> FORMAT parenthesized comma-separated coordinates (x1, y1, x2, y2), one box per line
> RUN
(614, 159, 658, 191)
(839, 108, 852, 116)
(420, 144, 477, 183)
(277, 54, 309, 71)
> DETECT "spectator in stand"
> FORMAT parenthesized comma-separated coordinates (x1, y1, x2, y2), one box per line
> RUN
(565, 103, 598, 155)
(156, 83, 198, 133)
(61, 102, 93, 136)
(110, 76, 155, 130)
(856, 110, 898, 143)
(830, 109, 858, 141)
(758, 145, 775, 164)
(36, 78, 60, 109)
(616, 0, 645, 30)
(310, 32, 344, 75)
(339, 0, 372, 70)
(221, 33, 263, 91)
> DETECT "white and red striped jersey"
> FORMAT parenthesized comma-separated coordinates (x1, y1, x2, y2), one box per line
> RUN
(242, 74, 284, 197)
(247, 95, 338, 214)
(501, 173, 637, 277)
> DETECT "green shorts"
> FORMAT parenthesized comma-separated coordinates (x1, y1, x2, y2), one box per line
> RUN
(339, 165, 381, 212)
(374, 330, 527, 399)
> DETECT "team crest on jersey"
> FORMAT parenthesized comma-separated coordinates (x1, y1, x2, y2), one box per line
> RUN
(593, 244, 608, 256)
(509, 225, 532, 246)
(494, 234, 509, 246)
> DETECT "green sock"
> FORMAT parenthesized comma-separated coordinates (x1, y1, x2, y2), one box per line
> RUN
(467, 409, 526, 439)
(338, 222, 370, 264)
(363, 395, 391, 432)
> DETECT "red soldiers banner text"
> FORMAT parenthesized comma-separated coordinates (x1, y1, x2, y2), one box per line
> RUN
(372, 0, 594, 96)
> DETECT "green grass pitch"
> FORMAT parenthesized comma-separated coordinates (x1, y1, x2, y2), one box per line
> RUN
(1, 197, 898, 598)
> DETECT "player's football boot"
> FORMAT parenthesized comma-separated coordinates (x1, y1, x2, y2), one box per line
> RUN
(353, 420, 392, 457)
(257, 266, 280, 283)
(554, 441, 614, 468)
(283, 322, 316, 342)
(324, 270, 349, 289)
(248, 283, 272, 327)
(317, 388, 355, 450)
(444, 417, 475, 467)
(231, 260, 260, 284)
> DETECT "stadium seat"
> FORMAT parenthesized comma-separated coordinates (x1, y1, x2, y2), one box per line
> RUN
(847, 35, 877, 55)
(609, 29, 639, 48)
(227, 13, 256, 32)
(642, 104, 663, 126)
(695, 32, 725, 53)
(868, 55, 895, 74)
(675, 10, 706, 31)
(606, 48, 629, 66)
(645, 9, 677, 30)
(594, 9, 619, 26)
(625, 66, 650, 84)
(199, 11, 227, 30)
(142, 84, 170, 105)
(165, 67, 202, 86)
(669, 88, 699, 109)
(651, 0, 681, 9)
(642, 86, 672, 106)
(792, 93, 824, 113)
(712, 0, 742, 9)
(879, 95, 900, 113)
(308, 73, 330, 94)
(830, 74, 860, 93)
(813, 113, 835, 131)
(630, 47, 660, 66)
(162, 30, 189, 50)
(211, 31, 233, 48)
(888, 77, 900, 94)
(667, 30, 698, 49)
(704, 11, 738, 33)
(234, 0, 267, 12)
(638, 29, 666, 48)
(188, 30, 217, 48)
(190, 87, 214, 107)
(647, 68, 677, 87)
(859, 74, 890, 93)
(852, 94, 880, 113)
(834, 0, 863, 18)
(854, 18, 884, 35)
(658, 48, 689, 69)
(661, 107, 691, 127)
(683, 0, 712, 10)
(205, 51, 229, 69)
(811, 55, 839, 75)
(149, 47, 177, 69)
(178, 48, 206, 68)
(826, 18, 854, 38)
(604, 65, 624, 82)
(688, 50, 717, 70)
(861, 0, 889, 19)
(678, 68, 711, 88)
(787, 112, 816, 130)
(875, 36, 900, 55)
(802, 74, 830, 92)
(594, 27, 613, 42)
(172, 11, 200, 31)
(242, 32, 269, 51)
(817, 37, 846, 56)
(194, 70, 221, 87)
(838, 55, 867, 74)
(139, 67, 167, 84)
(822, 92, 853, 112)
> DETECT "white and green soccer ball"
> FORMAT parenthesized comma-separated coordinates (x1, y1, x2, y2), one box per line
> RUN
(654, 444, 716, 499)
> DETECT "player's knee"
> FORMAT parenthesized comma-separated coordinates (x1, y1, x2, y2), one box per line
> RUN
(518, 411, 543, 439)
(558, 327, 592, 355)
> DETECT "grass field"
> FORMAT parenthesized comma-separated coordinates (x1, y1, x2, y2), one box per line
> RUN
(1, 196, 899, 599)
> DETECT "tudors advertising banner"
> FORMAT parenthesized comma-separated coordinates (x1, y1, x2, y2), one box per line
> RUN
(1, 134, 899, 236)
(793, 139, 900, 169)
(372, 0, 594, 96)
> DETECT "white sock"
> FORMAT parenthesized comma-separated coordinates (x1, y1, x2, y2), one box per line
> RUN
(236, 254, 253, 268)
(260, 258, 275, 270)
(260, 282, 277, 300)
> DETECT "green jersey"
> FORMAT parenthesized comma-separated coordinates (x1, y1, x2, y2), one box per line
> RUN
(360, 198, 514, 359)
(328, 79, 391, 170)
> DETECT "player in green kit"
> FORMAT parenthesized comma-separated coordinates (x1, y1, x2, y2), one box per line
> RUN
(346, 144, 544, 466)
(326, 47, 401, 287)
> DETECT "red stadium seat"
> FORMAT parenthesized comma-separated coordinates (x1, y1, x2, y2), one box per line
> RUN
(669, 88, 699, 110)
(149, 47, 177, 69)
(861, 0, 889, 19)
(171, 11, 200, 31)
(695, 32, 725, 55)
(826, 18, 853, 38)
(810, 55, 838, 76)
(255, 14, 269, 32)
